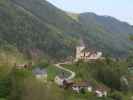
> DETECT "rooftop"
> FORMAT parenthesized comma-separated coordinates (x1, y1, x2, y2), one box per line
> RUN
(94, 84, 110, 92)
(32, 67, 47, 75)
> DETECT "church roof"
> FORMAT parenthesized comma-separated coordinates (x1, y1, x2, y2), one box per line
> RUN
(80, 48, 97, 54)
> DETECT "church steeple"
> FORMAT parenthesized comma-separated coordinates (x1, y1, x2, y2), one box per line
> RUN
(79, 38, 85, 47)
(75, 38, 103, 62)
(75, 39, 85, 61)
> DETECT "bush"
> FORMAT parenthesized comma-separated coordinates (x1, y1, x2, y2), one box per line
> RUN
(33, 59, 49, 69)
(110, 91, 123, 100)
(0, 77, 11, 98)
(0, 98, 7, 100)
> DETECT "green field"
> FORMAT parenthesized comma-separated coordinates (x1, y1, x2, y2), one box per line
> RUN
(47, 65, 71, 81)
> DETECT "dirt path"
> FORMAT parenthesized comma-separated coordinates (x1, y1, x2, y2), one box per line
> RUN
(54, 62, 76, 80)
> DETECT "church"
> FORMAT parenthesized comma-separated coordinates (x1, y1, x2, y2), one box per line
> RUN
(75, 45, 102, 62)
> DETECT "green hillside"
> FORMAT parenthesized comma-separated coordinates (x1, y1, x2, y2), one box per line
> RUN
(68, 12, 133, 57)
(0, 0, 79, 61)
(0, 0, 133, 100)
(0, 0, 133, 60)
(78, 13, 133, 57)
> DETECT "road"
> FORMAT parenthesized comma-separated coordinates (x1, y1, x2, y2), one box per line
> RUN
(54, 62, 76, 80)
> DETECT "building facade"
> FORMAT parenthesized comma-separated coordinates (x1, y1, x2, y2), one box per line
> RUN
(75, 45, 102, 62)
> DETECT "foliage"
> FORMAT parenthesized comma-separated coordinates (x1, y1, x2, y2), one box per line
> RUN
(0, 0, 79, 60)
(0, 77, 11, 98)
(33, 59, 49, 69)
(110, 91, 123, 100)
(0, 56, 131, 100)
(78, 13, 133, 57)
(127, 52, 133, 67)
(0, 98, 7, 100)
(64, 59, 128, 90)
(129, 35, 133, 41)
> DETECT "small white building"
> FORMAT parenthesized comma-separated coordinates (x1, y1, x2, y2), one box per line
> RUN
(15, 63, 32, 70)
(95, 90, 107, 97)
(33, 68, 47, 82)
(54, 75, 66, 86)
(94, 85, 110, 97)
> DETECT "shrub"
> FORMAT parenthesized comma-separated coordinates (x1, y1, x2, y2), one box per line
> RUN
(0, 77, 11, 98)
(110, 91, 123, 100)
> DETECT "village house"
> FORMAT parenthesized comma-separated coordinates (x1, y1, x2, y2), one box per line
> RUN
(32, 67, 47, 82)
(15, 62, 32, 70)
(54, 74, 67, 86)
(94, 84, 110, 97)
(71, 81, 93, 93)
(69, 80, 110, 97)
(75, 45, 102, 62)
(55, 76, 110, 97)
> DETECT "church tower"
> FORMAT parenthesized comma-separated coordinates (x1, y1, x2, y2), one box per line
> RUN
(75, 39, 85, 61)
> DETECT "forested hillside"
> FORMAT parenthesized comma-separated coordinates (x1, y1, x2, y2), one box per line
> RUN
(0, 0, 133, 61)
(0, 0, 79, 60)
(78, 13, 133, 56)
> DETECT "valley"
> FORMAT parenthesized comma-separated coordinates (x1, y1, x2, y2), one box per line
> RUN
(0, 0, 133, 100)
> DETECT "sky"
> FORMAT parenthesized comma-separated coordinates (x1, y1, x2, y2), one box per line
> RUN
(47, 0, 133, 25)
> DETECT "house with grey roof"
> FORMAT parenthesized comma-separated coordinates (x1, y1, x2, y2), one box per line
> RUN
(33, 67, 47, 82)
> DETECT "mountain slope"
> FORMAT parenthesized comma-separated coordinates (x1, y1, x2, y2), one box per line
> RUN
(11, 0, 83, 35)
(0, 0, 80, 60)
(12, 0, 133, 57)
(0, 0, 133, 60)
(78, 13, 133, 56)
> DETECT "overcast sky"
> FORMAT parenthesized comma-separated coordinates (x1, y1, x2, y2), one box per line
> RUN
(47, 0, 133, 25)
